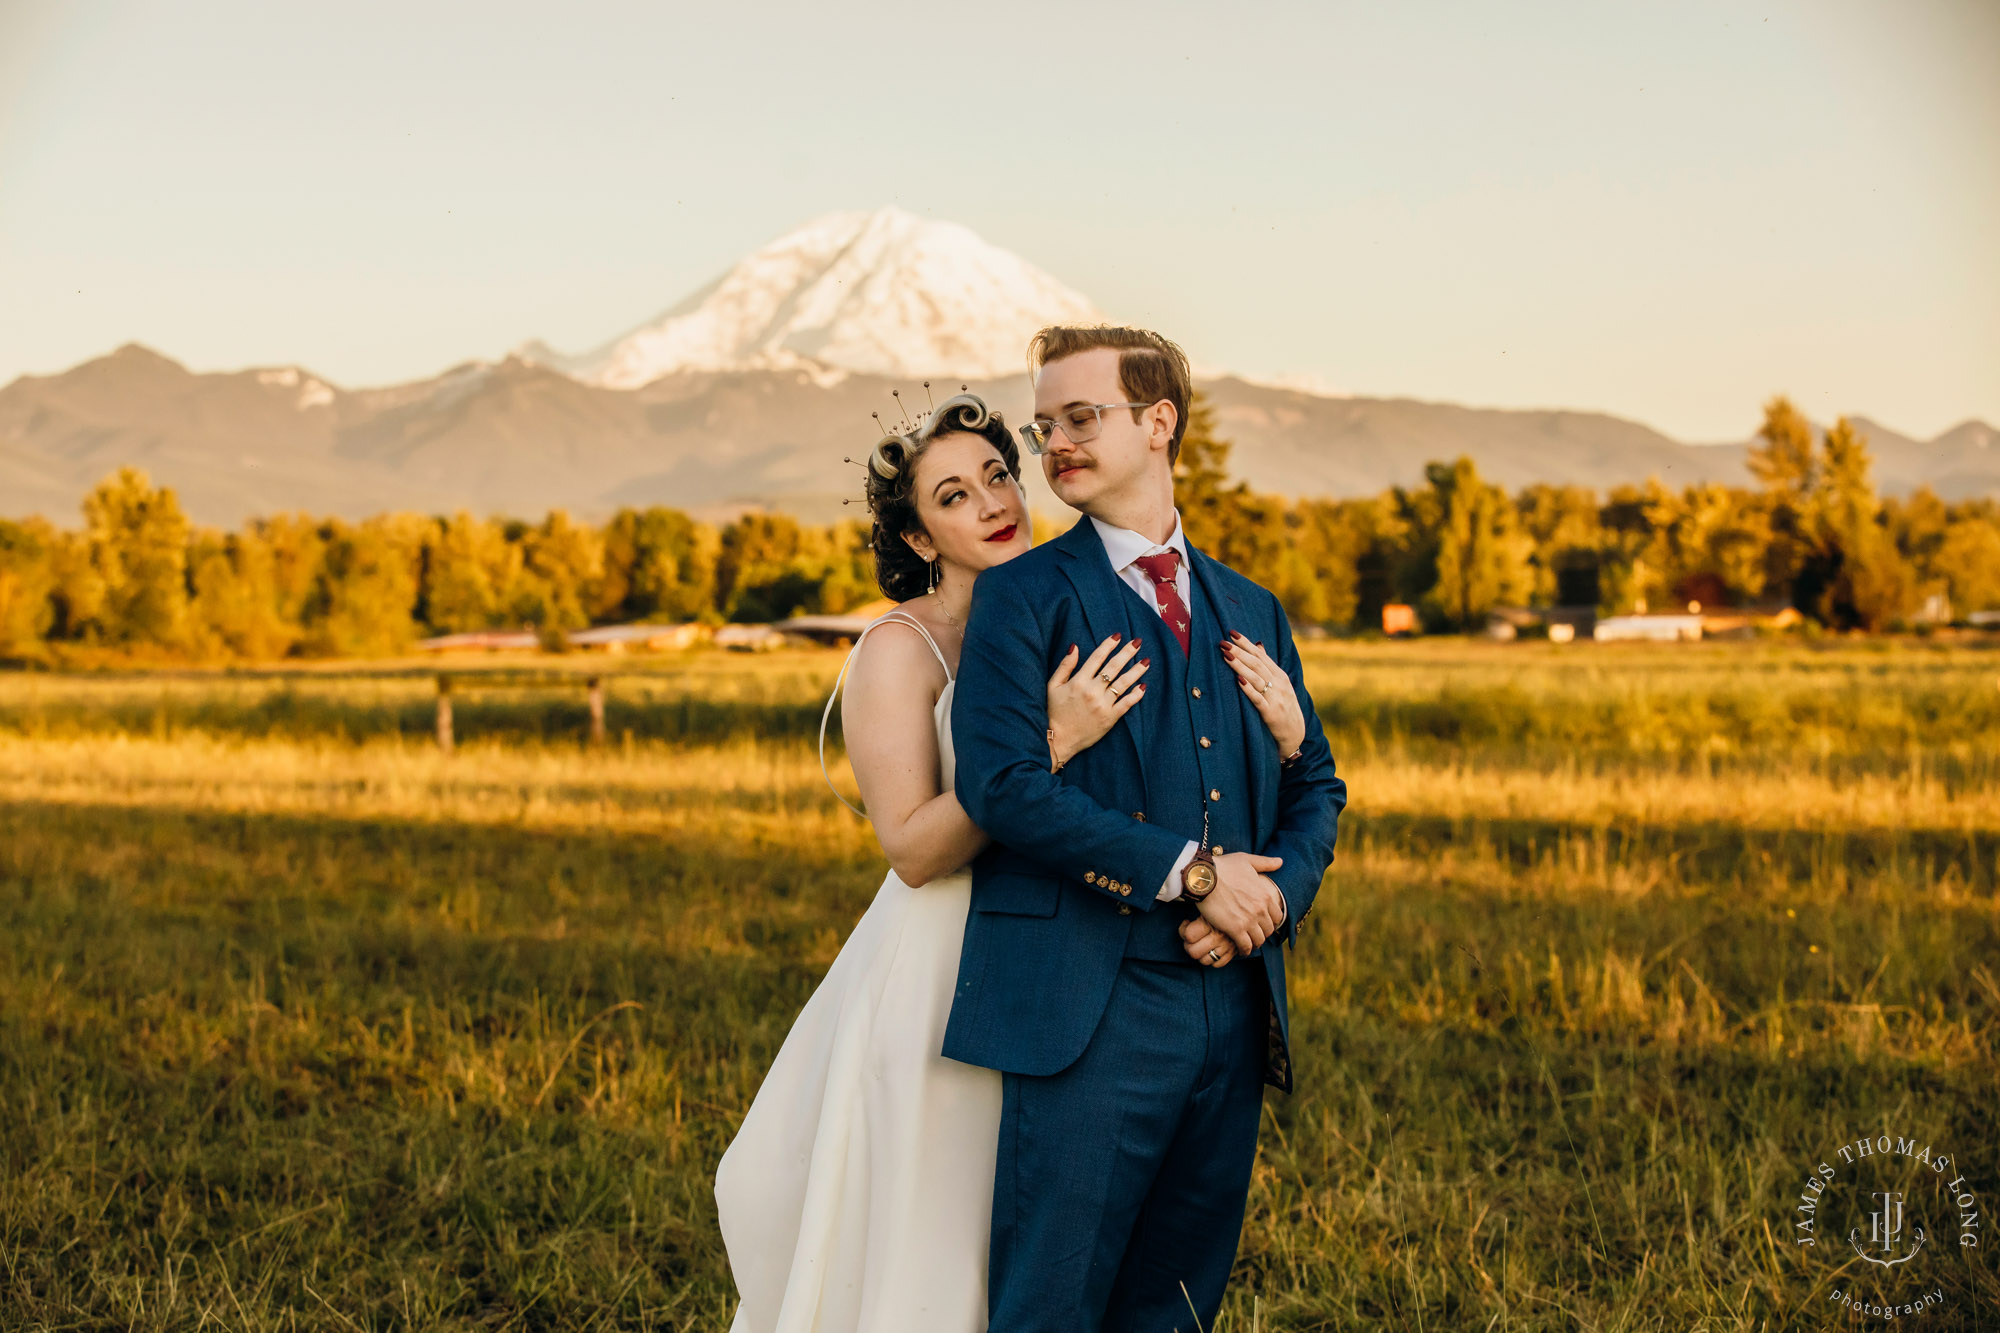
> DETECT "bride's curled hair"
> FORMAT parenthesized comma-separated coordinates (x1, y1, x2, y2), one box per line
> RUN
(864, 393, 1023, 600)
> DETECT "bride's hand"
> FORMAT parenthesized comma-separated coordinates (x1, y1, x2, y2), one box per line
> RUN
(1045, 634, 1149, 771)
(1222, 631, 1306, 757)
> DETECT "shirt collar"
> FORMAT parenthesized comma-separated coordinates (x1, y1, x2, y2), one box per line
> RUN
(1089, 509, 1188, 575)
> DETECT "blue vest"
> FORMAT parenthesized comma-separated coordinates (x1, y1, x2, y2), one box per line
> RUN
(1114, 574, 1259, 962)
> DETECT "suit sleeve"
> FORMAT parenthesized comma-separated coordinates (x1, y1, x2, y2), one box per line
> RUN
(952, 565, 1191, 910)
(1259, 598, 1346, 947)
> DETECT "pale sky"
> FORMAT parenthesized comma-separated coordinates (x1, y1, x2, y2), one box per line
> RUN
(2, 0, 1995, 442)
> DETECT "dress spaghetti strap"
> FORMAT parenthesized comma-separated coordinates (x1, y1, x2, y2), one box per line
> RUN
(817, 610, 954, 816)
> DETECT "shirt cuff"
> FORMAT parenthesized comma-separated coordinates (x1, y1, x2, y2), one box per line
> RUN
(1156, 840, 1198, 903)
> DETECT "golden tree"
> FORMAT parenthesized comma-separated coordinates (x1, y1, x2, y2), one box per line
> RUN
(81, 468, 191, 649)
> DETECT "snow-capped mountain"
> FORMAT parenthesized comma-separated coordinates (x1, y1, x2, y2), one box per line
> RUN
(7, 208, 1996, 526)
(517, 207, 1106, 387)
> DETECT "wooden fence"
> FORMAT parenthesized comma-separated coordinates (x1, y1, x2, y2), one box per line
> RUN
(433, 672, 606, 754)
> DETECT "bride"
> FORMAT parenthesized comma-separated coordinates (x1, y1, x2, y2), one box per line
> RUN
(714, 393, 1306, 1332)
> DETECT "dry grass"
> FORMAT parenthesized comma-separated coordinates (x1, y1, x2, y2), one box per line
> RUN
(2, 639, 1997, 1329)
(6, 725, 2000, 834)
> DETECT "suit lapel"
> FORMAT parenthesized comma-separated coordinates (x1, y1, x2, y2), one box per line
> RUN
(1053, 517, 1150, 789)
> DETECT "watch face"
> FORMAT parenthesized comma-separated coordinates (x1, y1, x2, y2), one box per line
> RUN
(1186, 862, 1217, 895)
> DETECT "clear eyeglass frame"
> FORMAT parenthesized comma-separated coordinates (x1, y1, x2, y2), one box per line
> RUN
(1019, 402, 1160, 455)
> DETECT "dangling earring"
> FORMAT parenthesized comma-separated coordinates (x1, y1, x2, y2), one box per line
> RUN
(927, 553, 960, 628)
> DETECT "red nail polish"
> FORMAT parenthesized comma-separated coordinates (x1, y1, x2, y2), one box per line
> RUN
(1111, 633, 1121, 641)
(1132, 638, 1142, 650)
(1140, 658, 1151, 667)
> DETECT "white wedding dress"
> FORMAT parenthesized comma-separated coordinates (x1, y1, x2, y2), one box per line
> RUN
(716, 611, 1000, 1333)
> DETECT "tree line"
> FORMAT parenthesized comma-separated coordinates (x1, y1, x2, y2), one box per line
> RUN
(1, 394, 1995, 664)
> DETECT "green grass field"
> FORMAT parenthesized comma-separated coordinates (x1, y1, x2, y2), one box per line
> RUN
(2, 639, 1996, 1330)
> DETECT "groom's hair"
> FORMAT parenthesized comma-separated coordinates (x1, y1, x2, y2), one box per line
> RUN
(1026, 326, 1193, 465)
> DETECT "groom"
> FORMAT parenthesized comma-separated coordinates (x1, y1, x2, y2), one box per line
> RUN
(947, 326, 1346, 1332)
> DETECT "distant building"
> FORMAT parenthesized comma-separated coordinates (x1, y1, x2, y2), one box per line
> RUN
(1546, 607, 1598, 641)
(713, 624, 786, 652)
(421, 624, 713, 653)
(1698, 604, 1804, 637)
(567, 623, 709, 653)
(417, 630, 540, 652)
(778, 598, 901, 646)
(1381, 604, 1418, 636)
(1483, 606, 1542, 641)
(1594, 614, 1703, 643)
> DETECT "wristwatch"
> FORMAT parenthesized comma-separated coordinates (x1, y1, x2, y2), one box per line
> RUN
(1181, 846, 1218, 901)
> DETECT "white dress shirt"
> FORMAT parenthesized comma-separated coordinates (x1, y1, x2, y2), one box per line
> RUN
(1088, 511, 1201, 903)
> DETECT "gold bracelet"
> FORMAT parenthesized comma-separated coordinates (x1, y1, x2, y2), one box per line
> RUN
(1048, 727, 1065, 773)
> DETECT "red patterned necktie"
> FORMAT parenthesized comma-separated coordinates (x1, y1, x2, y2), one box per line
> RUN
(1132, 550, 1190, 656)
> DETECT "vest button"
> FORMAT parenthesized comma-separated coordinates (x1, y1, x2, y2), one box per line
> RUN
(1199, 737, 1211, 748)
(1210, 789, 1221, 801)
(1191, 686, 1202, 698)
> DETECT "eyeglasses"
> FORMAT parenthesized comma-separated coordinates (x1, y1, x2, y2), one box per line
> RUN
(1019, 402, 1159, 455)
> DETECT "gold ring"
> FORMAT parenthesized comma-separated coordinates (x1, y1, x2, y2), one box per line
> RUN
(1207, 948, 1220, 964)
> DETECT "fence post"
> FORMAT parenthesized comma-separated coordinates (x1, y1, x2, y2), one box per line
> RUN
(436, 674, 454, 754)
(587, 675, 605, 747)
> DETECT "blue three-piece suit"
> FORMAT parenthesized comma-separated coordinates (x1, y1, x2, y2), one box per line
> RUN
(948, 514, 1346, 1333)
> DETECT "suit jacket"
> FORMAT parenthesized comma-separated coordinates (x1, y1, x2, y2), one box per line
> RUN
(943, 515, 1346, 1089)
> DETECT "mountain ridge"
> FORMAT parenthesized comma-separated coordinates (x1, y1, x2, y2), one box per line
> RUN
(4, 206, 1993, 525)
(5, 343, 1992, 528)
